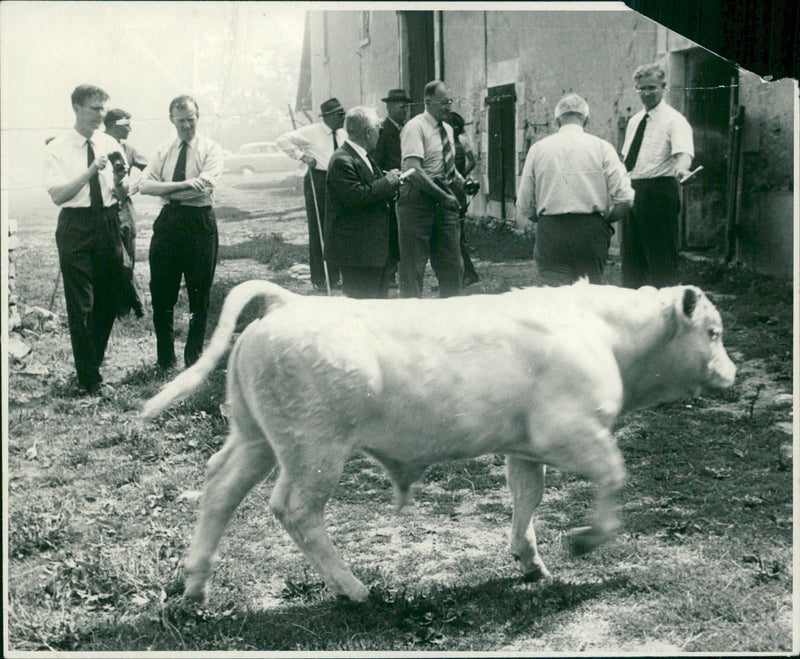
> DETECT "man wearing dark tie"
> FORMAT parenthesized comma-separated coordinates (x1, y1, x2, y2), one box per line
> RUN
(45, 84, 130, 395)
(324, 107, 401, 299)
(396, 80, 463, 298)
(277, 98, 347, 291)
(139, 95, 223, 370)
(620, 62, 694, 288)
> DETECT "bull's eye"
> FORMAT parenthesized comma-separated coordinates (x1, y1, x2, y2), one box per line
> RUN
(708, 328, 721, 340)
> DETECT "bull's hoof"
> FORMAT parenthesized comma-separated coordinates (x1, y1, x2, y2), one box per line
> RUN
(569, 526, 607, 557)
(183, 578, 209, 605)
(521, 564, 552, 583)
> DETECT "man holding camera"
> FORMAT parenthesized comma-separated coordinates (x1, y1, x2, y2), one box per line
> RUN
(139, 95, 223, 370)
(105, 108, 148, 318)
(45, 84, 130, 395)
(516, 94, 633, 286)
(396, 80, 463, 298)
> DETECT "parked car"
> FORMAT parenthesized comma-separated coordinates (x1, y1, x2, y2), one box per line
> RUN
(224, 142, 299, 175)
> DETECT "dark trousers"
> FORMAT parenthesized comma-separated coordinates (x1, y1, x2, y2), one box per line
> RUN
(535, 213, 613, 286)
(396, 185, 462, 298)
(304, 169, 339, 287)
(622, 177, 680, 288)
(149, 204, 218, 368)
(459, 219, 479, 284)
(55, 206, 122, 389)
(118, 198, 144, 317)
(340, 265, 392, 299)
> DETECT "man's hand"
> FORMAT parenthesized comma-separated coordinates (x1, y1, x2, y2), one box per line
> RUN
(300, 154, 316, 168)
(187, 177, 211, 192)
(442, 192, 460, 212)
(514, 209, 535, 233)
(384, 169, 401, 189)
(92, 155, 108, 172)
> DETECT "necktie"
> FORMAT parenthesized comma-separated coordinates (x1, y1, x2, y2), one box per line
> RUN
(86, 141, 103, 210)
(172, 141, 188, 181)
(333, 130, 339, 150)
(624, 113, 648, 172)
(366, 154, 380, 177)
(438, 123, 456, 183)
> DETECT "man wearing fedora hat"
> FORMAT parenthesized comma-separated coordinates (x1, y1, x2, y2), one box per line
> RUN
(277, 97, 347, 291)
(374, 89, 410, 289)
(374, 89, 410, 172)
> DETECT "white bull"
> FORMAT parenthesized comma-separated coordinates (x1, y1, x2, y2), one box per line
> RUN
(142, 280, 736, 603)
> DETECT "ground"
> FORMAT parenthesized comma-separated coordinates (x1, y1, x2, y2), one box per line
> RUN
(5, 170, 794, 653)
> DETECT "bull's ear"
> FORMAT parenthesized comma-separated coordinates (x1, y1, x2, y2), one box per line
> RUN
(682, 287, 698, 318)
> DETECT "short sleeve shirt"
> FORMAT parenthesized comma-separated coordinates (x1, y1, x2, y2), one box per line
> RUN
(621, 100, 694, 179)
(400, 110, 455, 178)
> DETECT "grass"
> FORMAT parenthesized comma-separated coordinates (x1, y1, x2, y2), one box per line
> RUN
(5, 193, 794, 652)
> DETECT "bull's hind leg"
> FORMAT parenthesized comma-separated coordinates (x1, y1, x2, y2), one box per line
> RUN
(183, 418, 277, 603)
(506, 457, 551, 581)
(269, 442, 368, 602)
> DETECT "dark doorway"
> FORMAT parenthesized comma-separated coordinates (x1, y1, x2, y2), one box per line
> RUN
(680, 49, 738, 250)
(486, 84, 517, 206)
(404, 11, 435, 118)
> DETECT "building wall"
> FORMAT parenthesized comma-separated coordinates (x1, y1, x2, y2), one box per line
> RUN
(736, 72, 795, 276)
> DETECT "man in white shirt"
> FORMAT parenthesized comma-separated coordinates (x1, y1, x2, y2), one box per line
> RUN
(45, 84, 129, 395)
(620, 62, 694, 288)
(277, 98, 347, 291)
(396, 80, 463, 298)
(516, 94, 634, 286)
(139, 95, 223, 369)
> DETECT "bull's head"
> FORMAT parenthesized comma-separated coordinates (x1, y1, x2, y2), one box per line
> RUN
(675, 286, 737, 391)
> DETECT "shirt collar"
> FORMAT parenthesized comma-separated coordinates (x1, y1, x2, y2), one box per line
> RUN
(423, 109, 439, 127)
(645, 99, 667, 117)
(175, 135, 199, 150)
(346, 138, 369, 161)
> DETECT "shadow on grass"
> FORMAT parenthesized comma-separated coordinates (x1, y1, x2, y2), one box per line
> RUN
(50, 573, 633, 652)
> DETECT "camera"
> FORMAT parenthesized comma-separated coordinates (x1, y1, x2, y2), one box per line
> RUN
(108, 151, 126, 176)
(463, 177, 480, 196)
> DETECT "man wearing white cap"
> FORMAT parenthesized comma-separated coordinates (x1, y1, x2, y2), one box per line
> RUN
(516, 94, 634, 285)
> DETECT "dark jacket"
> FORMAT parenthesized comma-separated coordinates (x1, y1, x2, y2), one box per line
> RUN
(373, 117, 402, 171)
(324, 142, 398, 267)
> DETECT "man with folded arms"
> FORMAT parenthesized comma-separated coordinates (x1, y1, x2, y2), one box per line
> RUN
(139, 95, 223, 370)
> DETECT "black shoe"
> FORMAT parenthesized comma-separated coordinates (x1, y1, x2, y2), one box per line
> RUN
(85, 381, 102, 396)
(157, 359, 177, 371)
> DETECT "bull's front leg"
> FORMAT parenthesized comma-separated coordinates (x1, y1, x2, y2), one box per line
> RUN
(506, 457, 551, 581)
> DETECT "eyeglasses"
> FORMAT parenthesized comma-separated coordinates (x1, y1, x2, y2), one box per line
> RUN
(635, 85, 661, 93)
(429, 98, 453, 106)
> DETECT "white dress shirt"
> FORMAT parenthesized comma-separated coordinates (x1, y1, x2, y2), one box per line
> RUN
(44, 130, 127, 208)
(142, 134, 223, 206)
(621, 100, 694, 180)
(344, 139, 377, 174)
(276, 122, 347, 172)
(516, 124, 634, 219)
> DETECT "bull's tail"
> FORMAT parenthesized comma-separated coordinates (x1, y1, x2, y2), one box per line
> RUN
(141, 280, 293, 420)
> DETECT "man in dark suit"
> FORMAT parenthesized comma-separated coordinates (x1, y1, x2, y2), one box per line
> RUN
(374, 89, 409, 171)
(374, 89, 410, 289)
(324, 107, 402, 299)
